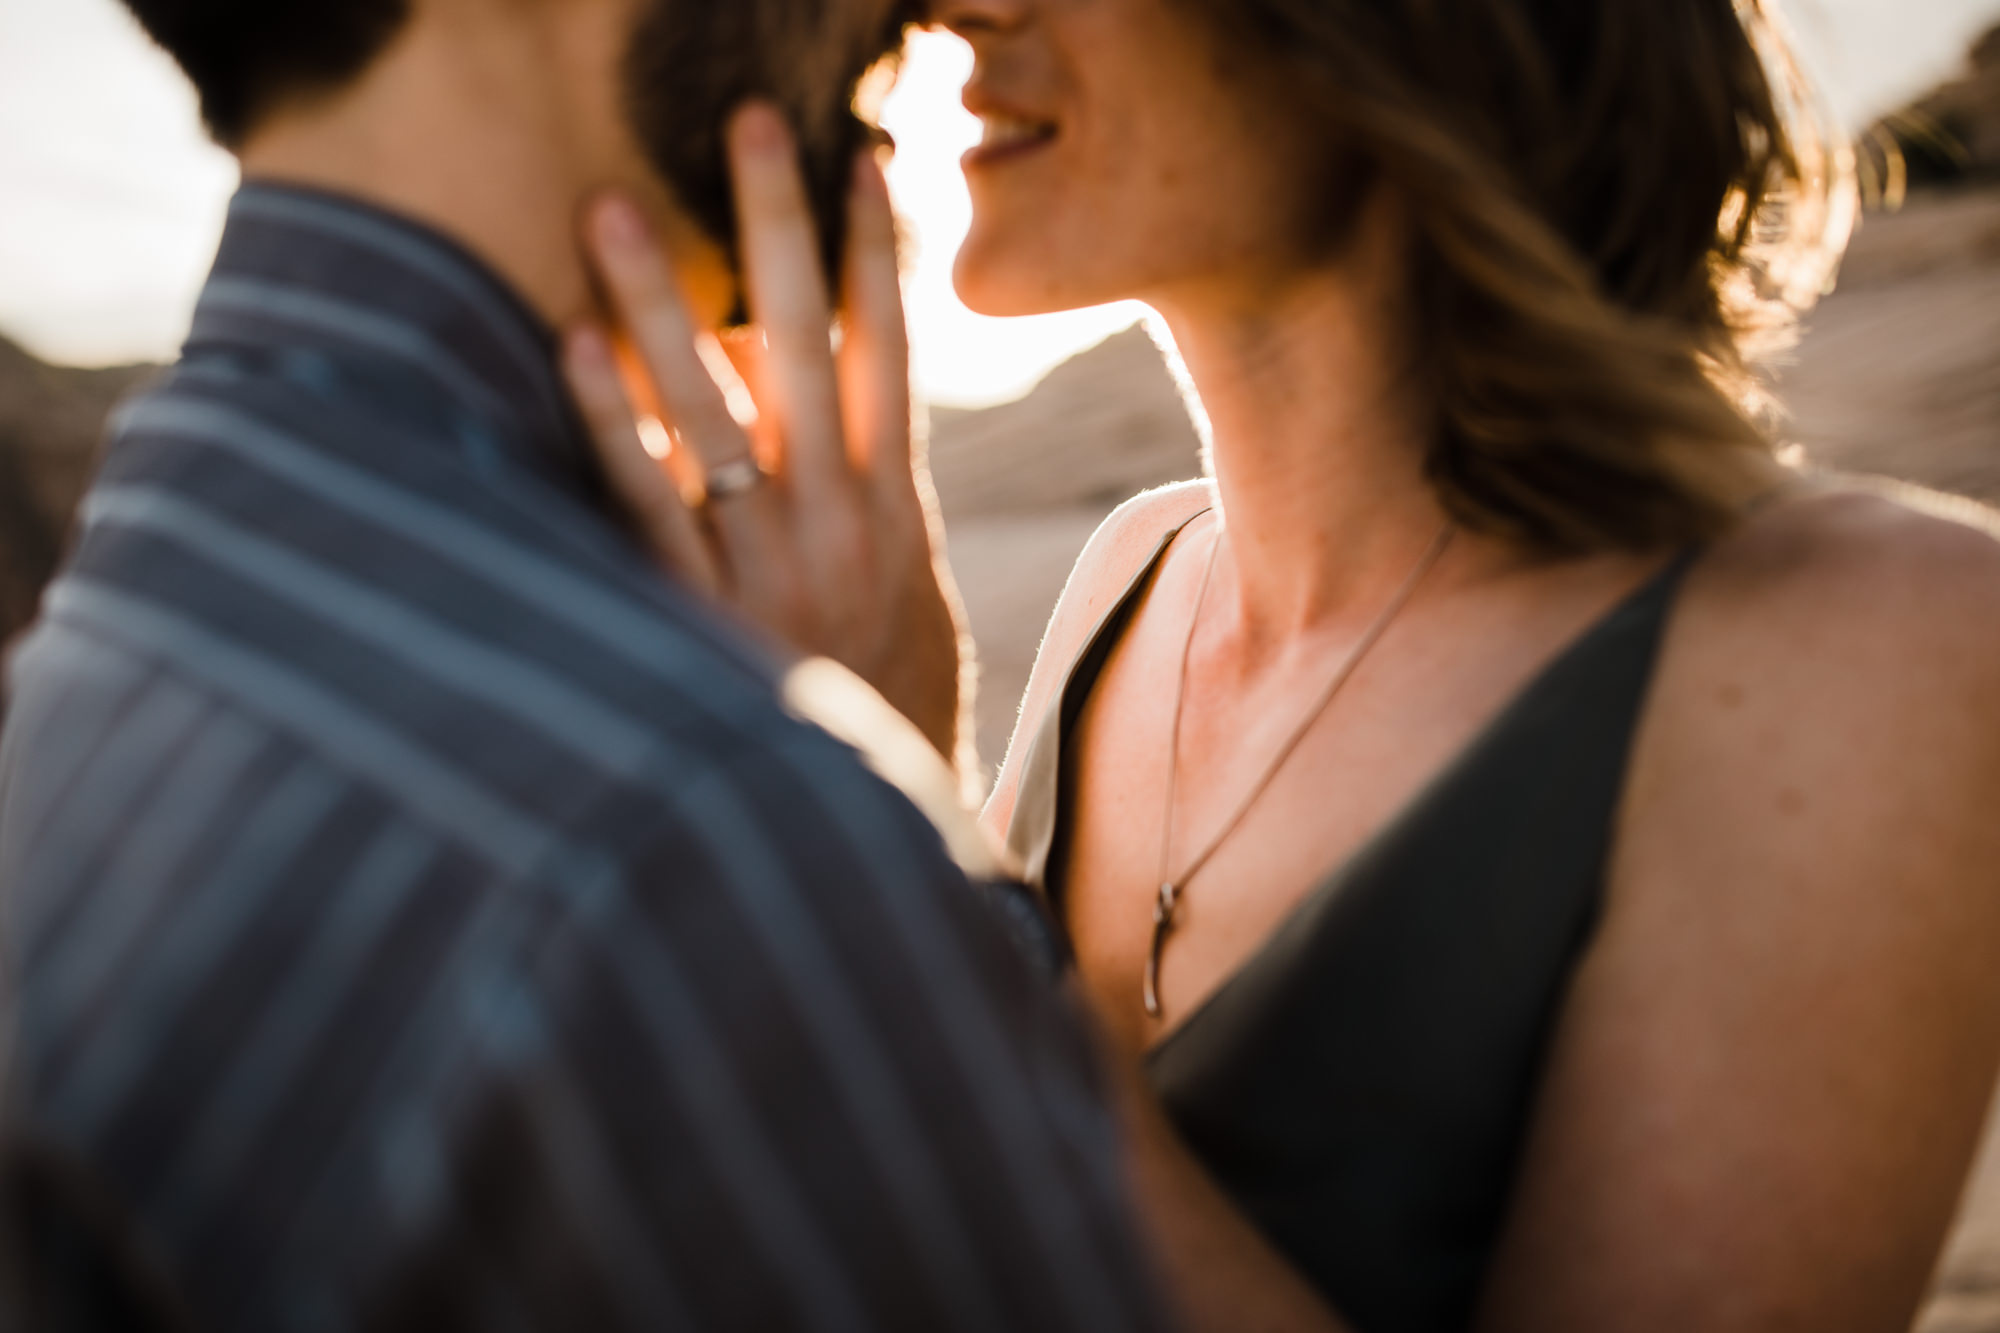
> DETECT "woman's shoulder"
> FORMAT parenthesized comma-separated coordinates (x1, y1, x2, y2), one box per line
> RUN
(1681, 477, 2000, 684)
(1624, 475, 2000, 889)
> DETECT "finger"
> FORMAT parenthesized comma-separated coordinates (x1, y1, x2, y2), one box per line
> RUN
(717, 328, 783, 472)
(606, 335, 705, 500)
(727, 103, 849, 497)
(838, 148, 915, 488)
(584, 193, 788, 598)
(585, 193, 758, 485)
(563, 324, 720, 593)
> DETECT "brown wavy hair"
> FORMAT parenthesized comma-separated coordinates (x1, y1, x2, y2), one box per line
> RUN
(1197, 0, 1853, 550)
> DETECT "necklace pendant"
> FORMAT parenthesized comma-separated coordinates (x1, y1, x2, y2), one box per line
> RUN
(1144, 882, 1181, 1020)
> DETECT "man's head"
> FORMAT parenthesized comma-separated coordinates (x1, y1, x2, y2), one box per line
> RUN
(121, 0, 917, 289)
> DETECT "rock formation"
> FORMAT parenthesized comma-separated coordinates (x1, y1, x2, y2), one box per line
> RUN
(1869, 23, 2000, 194)
(0, 337, 150, 644)
(927, 324, 1201, 522)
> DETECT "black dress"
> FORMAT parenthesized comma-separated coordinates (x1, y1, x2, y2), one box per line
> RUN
(1004, 511, 1692, 1333)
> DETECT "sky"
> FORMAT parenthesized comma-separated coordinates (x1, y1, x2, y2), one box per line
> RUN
(1, 0, 1995, 408)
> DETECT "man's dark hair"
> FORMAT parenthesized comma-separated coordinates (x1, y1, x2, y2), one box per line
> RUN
(119, 0, 412, 146)
(625, 0, 921, 303)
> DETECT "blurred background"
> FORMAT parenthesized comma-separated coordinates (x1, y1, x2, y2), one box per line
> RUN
(1, 0, 1998, 1319)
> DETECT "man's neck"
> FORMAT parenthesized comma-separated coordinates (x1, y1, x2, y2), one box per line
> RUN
(237, 0, 730, 333)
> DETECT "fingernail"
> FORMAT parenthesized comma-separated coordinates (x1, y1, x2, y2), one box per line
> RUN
(594, 196, 648, 250)
(733, 102, 789, 155)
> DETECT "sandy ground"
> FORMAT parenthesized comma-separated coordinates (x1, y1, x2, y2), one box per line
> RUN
(1934, 1125, 2000, 1332)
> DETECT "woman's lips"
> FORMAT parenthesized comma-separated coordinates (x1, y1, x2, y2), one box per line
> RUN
(963, 114, 1060, 170)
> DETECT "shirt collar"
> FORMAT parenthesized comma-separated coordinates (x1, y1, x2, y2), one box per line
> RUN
(186, 181, 602, 501)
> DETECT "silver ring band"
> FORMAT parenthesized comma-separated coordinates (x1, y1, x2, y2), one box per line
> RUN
(703, 457, 765, 502)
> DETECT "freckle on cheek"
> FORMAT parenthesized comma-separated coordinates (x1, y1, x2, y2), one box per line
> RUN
(1777, 788, 1806, 817)
(1718, 684, 1746, 710)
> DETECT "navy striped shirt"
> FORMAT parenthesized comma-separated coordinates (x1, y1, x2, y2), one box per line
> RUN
(0, 183, 1169, 1332)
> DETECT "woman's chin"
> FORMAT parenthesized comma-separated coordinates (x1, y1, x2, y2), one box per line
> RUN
(951, 249, 1100, 320)
(953, 286, 1060, 320)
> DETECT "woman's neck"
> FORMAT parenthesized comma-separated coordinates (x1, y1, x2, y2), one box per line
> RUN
(1154, 205, 1462, 648)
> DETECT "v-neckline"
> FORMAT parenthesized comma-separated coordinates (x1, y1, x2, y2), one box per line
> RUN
(1001, 512, 1692, 1060)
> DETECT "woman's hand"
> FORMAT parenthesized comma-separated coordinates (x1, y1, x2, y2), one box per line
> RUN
(563, 104, 967, 763)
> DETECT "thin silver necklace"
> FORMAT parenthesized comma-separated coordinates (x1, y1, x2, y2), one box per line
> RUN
(1146, 518, 1458, 1020)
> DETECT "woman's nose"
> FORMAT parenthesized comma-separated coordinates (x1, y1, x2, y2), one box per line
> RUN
(925, 0, 1030, 39)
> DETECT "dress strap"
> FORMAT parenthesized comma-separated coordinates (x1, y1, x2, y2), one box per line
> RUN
(1003, 506, 1212, 894)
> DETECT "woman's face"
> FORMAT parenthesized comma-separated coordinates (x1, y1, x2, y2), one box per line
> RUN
(931, 0, 1328, 317)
